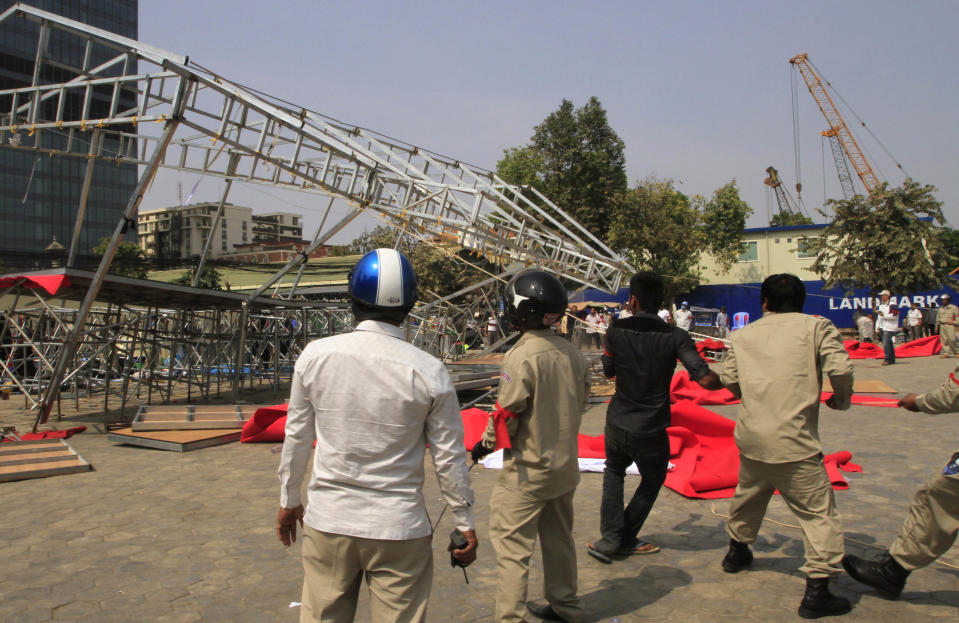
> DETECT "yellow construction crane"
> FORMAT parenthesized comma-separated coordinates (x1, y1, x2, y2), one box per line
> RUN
(790, 53, 881, 199)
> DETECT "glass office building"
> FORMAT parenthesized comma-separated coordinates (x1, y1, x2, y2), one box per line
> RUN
(0, 0, 138, 271)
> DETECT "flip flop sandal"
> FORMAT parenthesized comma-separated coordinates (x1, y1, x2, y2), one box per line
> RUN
(620, 540, 660, 555)
(585, 542, 612, 564)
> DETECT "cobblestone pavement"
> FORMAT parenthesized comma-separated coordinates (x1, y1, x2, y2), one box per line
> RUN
(1, 356, 958, 622)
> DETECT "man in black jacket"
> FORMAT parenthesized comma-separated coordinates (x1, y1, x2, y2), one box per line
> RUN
(586, 272, 722, 563)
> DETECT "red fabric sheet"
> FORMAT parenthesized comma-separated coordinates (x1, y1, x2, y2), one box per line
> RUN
(1, 425, 86, 442)
(669, 370, 739, 405)
(240, 405, 289, 443)
(242, 401, 863, 500)
(844, 336, 941, 359)
(0, 274, 71, 296)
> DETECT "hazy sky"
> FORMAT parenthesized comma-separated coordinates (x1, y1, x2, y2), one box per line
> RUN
(137, 0, 959, 242)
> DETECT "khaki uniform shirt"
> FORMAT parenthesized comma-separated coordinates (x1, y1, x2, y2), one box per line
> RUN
(720, 312, 854, 463)
(937, 304, 959, 328)
(916, 367, 959, 453)
(483, 329, 591, 498)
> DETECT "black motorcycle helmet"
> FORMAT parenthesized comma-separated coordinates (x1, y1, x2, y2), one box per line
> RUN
(505, 270, 568, 330)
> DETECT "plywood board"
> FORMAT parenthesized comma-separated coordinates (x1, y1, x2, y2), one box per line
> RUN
(823, 379, 897, 394)
(131, 404, 258, 431)
(0, 439, 92, 482)
(591, 383, 616, 397)
(107, 427, 240, 452)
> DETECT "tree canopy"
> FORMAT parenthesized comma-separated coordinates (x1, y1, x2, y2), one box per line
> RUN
(496, 97, 627, 242)
(770, 211, 814, 227)
(347, 225, 492, 298)
(172, 266, 224, 290)
(809, 180, 951, 294)
(606, 178, 752, 304)
(93, 238, 148, 280)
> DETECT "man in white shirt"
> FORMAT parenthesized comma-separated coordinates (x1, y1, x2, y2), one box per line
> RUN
(657, 305, 672, 324)
(585, 307, 605, 350)
(906, 302, 924, 342)
(486, 313, 499, 348)
(875, 289, 899, 366)
(276, 249, 477, 623)
(675, 302, 694, 332)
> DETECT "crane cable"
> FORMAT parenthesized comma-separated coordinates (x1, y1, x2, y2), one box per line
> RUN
(790, 64, 803, 200)
(806, 58, 912, 181)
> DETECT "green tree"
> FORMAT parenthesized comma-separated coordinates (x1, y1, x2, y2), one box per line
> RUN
(607, 178, 704, 305)
(172, 266, 224, 290)
(810, 180, 950, 294)
(92, 238, 148, 279)
(345, 225, 489, 298)
(496, 97, 627, 242)
(770, 211, 814, 227)
(607, 178, 752, 304)
(700, 180, 754, 271)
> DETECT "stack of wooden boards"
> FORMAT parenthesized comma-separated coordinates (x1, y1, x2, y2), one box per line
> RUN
(0, 438, 92, 482)
(107, 405, 259, 452)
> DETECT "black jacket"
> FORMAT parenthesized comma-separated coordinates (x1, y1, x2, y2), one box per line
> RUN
(602, 312, 711, 435)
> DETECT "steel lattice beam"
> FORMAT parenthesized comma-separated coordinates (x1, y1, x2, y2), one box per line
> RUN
(0, 4, 633, 294)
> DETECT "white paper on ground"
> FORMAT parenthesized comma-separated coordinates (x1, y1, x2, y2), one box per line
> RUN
(481, 449, 674, 474)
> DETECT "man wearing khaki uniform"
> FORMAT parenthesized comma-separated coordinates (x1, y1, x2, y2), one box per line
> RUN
(472, 270, 590, 623)
(936, 294, 958, 357)
(719, 274, 855, 620)
(842, 370, 959, 599)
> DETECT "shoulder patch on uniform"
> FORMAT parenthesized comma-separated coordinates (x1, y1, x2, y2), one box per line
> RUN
(500, 372, 511, 384)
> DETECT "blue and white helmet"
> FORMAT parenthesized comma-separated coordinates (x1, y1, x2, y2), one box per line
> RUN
(348, 248, 418, 311)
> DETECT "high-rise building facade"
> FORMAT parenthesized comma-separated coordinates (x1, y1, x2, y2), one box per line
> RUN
(0, 0, 138, 271)
(138, 203, 305, 260)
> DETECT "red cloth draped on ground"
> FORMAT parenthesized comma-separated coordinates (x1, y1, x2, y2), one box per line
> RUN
(895, 335, 941, 357)
(663, 400, 741, 498)
(844, 336, 941, 359)
(669, 370, 739, 405)
(1, 425, 86, 442)
(240, 405, 289, 442)
(820, 392, 899, 408)
(0, 274, 71, 295)
(241, 402, 860, 499)
(695, 338, 727, 363)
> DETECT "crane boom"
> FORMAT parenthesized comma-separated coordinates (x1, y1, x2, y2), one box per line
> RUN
(764, 166, 798, 215)
(790, 53, 881, 194)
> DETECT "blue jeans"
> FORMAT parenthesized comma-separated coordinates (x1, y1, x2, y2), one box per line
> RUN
(594, 425, 669, 554)
(882, 329, 896, 364)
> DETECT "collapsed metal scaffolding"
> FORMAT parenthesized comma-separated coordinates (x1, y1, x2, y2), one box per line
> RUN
(0, 4, 633, 429)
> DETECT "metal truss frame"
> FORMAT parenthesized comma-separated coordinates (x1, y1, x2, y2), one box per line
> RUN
(0, 4, 632, 428)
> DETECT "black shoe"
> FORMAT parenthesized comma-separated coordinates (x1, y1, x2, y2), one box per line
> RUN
(721, 539, 753, 573)
(527, 603, 567, 621)
(798, 577, 852, 619)
(842, 553, 909, 599)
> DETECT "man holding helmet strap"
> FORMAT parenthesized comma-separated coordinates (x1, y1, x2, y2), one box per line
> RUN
(471, 269, 590, 623)
(277, 248, 478, 623)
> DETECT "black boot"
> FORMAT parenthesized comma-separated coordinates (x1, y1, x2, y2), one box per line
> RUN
(721, 539, 753, 573)
(797, 577, 852, 619)
(842, 552, 909, 599)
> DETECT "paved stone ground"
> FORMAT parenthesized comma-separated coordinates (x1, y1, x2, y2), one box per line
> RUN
(1, 355, 958, 622)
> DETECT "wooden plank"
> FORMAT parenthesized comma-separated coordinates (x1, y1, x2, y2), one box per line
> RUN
(823, 379, 897, 394)
(0, 450, 75, 465)
(131, 404, 255, 431)
(107, 427, 240, 452)
(0, 439, 65, 454)
(0, 440, 92, 483)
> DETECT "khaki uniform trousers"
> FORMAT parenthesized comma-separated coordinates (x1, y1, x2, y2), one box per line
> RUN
(889, 471, 959, 570)
(726, 454, 844, 578)
(300, 526, 433, 623)
(940, 324, 957, 356)
(489, 484, 582, 623)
